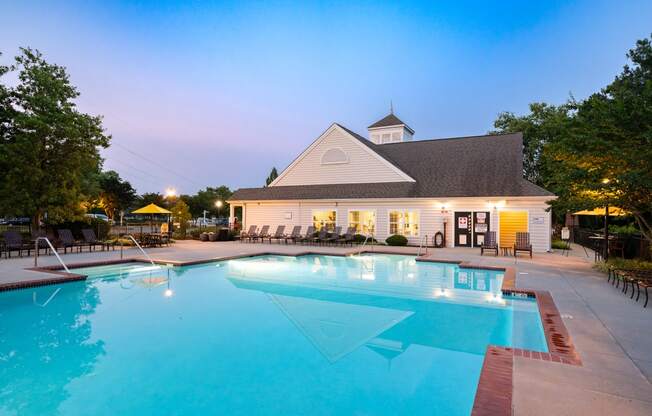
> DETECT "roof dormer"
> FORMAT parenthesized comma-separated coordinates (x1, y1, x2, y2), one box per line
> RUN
(367, 112, 414, 145)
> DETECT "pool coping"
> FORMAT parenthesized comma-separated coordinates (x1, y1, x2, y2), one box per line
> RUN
(15, 249, 581, 416)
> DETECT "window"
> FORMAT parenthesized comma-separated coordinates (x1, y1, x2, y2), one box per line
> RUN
(388, 210, 420, 236)
(391, 132, 402, 142)
(348, 210, 376, 234)
(313, 210, 336, 231)
(381, 133, 391, 144)
(321, 148, 348, 165)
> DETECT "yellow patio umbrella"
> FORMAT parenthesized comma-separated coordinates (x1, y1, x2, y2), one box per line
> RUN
(572, 207, 629, 216)
(132, 204, 172, 235)
(132, 203, 172, 215)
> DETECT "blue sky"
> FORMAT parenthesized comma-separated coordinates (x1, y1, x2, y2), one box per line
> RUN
(2, 0, 651, 193)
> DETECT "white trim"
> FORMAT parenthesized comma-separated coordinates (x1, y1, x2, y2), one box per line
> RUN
(386, 208, 421, 238)
(268, 123, 415, 186)
(229, 195, 554, 204)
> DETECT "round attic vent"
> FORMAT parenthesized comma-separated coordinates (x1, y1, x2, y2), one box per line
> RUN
(321, 148, 349, 165)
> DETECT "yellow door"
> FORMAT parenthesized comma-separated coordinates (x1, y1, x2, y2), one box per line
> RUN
(499, 211, 528, 247)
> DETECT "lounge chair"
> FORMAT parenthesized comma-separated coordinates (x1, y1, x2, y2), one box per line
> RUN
(514, 232, 532, 258)
(480, 231, 498, 256)
(57, 229, 86, 253)
(323, 226, 342, 245)
(82, 229, 111, 251)
(267, 225, 286, 244)
(311, 229, 329, 245)
(336, 226, 357, 246)
(240, 225, 257, 242)
(250, 225, 270, 243)
(2, 231, 32, 258)
(298, 226, 316, 244)
(31, 230, 51, 255)
(283, 226, 302, 244)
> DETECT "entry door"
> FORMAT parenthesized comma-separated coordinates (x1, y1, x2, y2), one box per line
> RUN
(454, 212, 472, 247)
(473, 212, 490, 247)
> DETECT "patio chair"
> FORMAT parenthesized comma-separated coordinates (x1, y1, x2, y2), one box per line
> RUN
(323, 226, 342, 245)
(283, 226, 302, 244)
(267, 225, 286, 244)
(298, 226, 316, 244)
(57, 229, 86, 254)
(2, 231, 32, 258)
(250, 225, 270, 243)
(82, 229, 111, 251)
(514, 232, 532, 258)
(336, 226, 357, 246)
(240, 225, 257, 243)
(480, 231, 498, 256)
(311, 229, 329, 245)
(632, 273, 652, 308)
(608, 239, 625, 258)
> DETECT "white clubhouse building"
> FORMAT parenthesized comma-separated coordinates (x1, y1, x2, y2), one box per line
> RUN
(229, 113, 555, 251)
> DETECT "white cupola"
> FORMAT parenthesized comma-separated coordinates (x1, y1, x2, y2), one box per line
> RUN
(367, 111, 414, 145)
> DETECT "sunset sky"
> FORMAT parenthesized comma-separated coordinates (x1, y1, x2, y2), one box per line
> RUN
(2, 0, 651, 193)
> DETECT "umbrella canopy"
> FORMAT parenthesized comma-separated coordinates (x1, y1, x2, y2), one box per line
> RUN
(573, 207, 629, 216)
(132, 203, 172, 215)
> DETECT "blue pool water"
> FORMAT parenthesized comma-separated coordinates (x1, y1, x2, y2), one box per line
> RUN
(0, 254, 547, 415)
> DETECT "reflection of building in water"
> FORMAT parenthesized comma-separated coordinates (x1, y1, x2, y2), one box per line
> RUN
(228, 268, 513, 363)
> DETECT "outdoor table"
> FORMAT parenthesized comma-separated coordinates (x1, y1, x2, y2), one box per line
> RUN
(500, 246, 512, 256)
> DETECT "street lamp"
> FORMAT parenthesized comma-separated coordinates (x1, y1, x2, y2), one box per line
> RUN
(165, 187, 177, 199)
(215, 200, 223, 218)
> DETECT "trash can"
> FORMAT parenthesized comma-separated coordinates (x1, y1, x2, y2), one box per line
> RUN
(217, 228, 230, 241)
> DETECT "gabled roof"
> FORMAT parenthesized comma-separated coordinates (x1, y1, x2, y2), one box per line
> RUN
(368, 113, 415, 134)
(230, 127, 555, 201)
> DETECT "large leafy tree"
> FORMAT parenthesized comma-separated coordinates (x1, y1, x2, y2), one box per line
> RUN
(170, 199, 192, 236)
(492, 102, 571, 187)
(0, 48, 110, 227)
(95, 170, 137, 219)
(547, 36, 652, 244)
(184, 186, 232, 217)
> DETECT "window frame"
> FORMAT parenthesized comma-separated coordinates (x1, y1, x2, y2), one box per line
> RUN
(312, 209, 337, 231)
(347, 209, 377, 235)
(387, 209, 421, 237)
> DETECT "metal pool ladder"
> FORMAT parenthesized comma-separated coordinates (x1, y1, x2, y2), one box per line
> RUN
(417, 234, 429, 256)
(357, 233, 375, 255)
(33, 237, 69, 273)
(123, 235, 157, 267)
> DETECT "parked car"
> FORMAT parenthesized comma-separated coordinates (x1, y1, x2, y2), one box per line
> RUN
(85, 213, 112, 223)
(3, 217, 31, 225)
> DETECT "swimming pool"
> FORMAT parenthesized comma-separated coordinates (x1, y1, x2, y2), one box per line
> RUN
(0, 254, 547, 415)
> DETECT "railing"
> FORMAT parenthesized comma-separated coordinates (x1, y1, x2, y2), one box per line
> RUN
(417, 234, 429, 256)
(123, 234, 157, 267)
(357, 233, 374, 255)
(33, 237, 69, 273)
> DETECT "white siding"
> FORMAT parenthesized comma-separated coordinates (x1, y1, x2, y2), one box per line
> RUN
(272, 126, 411, 186)
(241, 197, 552, 252)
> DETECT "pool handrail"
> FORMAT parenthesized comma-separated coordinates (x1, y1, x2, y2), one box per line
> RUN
(123, 234, 157, 267)
(34, 237, 70, 273)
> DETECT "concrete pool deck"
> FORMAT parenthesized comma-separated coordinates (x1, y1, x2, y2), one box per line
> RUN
(1, 240, 651, 415)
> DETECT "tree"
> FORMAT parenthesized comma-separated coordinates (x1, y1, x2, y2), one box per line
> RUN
(170, 199, 192, 236)
(184, 186, 233, 217)
(95, 170, 136, 219)
(492, 103, 571, 187)
(265, 167, 278, 186)
(547, 35, 652, 245)
(138, 192, 165, 207)
(0, 48, 110, 228)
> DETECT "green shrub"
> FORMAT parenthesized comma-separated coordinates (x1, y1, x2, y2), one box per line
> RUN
(551, 239, 570, 250)
(353, 234, 377, 243)
(595, 258, 652, 273)
(608, 224, 640, 236)
(385, 234, 408, 246)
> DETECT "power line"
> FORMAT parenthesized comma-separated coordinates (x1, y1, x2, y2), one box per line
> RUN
(112, 142, 204, 188)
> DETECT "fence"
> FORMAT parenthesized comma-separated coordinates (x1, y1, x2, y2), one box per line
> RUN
(571, 227, 650, 260)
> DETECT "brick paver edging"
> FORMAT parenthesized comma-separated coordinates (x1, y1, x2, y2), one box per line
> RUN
(471, 346, 514, 416)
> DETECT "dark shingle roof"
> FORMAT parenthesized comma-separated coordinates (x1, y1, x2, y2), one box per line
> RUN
(368, 113, 415, 134)
(230, 128, 555, 201)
